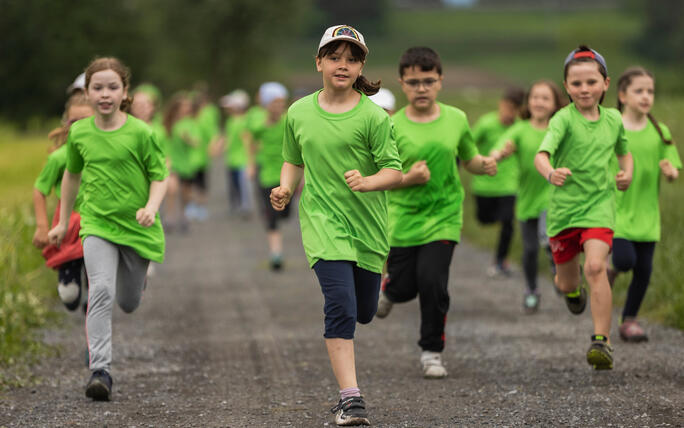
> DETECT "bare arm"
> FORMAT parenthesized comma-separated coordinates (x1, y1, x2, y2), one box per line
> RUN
(392, 160, 430, 189)
(270, 161, 305, 211)
(136, 177, 170, 227)
(464, 154, 497, 176)
(615, 152, 633, 191)
(535, 151, 571, 186)
(345, 168, 402, 192)
(47, 170, 81, 246)
(32, 188, 50, 248)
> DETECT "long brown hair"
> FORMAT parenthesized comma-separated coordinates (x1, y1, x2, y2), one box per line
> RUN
(47, 91, 91, 152)
(317, 41, 380, 96)
(84, 57, 133, 112)
(520, 80, 566, 120)
(616, 66, 672, 145)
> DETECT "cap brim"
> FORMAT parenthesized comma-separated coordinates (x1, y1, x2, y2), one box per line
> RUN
(319, 36, 368, 55)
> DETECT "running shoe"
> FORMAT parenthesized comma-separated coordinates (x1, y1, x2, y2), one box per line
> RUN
(85, 369, 113, 401)
(330, 396, 370, 426)
(619, 318, 648, 342)
(270, 254, 283, 271)
(375, 276, 393, 319)
(523, 291, 540, 314)
(487, 261, 513, 278)
(420, 351, 447, 379)
(555, 272, 587, 315)
(586, 335, 613, 370)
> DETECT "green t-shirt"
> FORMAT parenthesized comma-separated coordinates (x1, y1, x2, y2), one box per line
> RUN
(614, 121, 682, 241)
(34, 145, 85, 212)
(538, 104, 628, 238)
(66, 115, 169, 263)
(470, 111, 518, 196)
(224, 115, 249, 169)
(495, 120, 551, 221)
(388, 103, 478, 247)
(150, 120, 169, 158)
(169, 117, 201, 179)
(195, 104, 220, 169)
(253, 115, 286, 188)
(282, 90, 402, 273)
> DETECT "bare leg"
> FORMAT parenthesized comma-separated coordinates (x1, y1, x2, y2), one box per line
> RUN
(554, 254, 581, 293)
(583, 239, 612, 342)
(267, 230, 282, 255)
(325, 338, 357, 390)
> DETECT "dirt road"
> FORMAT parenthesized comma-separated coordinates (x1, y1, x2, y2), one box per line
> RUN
(2, 164, 683, 427)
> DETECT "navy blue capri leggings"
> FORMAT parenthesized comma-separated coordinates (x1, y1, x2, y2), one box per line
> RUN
(313, 260, 381, 340)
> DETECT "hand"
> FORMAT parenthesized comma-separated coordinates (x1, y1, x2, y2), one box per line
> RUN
(616, 169, 632, 191)
(270, 186, 292, 211)
(136, 207, 157, 227)
(482, 156, 497, 176)
(33, 226, 49, 249)
(501, 140, 516, 158)
(659, 159, 679, 181)
(549, 167, 572, 186)
(344, 170, 369, 192)
(408, 160, 430, 184)
(47, 223, 68, 247)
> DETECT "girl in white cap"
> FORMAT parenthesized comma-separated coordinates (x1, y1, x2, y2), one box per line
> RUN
(270, 25, 402, 426)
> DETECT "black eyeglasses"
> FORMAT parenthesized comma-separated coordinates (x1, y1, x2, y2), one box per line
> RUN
(402, 78, 438, 89)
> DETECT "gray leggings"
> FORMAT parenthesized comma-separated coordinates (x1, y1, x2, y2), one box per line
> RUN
(83, 236, 149, 372)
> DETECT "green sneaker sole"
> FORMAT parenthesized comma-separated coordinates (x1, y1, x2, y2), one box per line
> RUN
(586, 348, 613, 370)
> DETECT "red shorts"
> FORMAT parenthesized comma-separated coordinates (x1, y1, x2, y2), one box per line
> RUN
(548, 227, 613, 265)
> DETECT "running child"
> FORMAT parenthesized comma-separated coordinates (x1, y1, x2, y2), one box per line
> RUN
(534, 46, 633, 370)
(48, 57, 168, 400)
(33, 91, 94, 313)
(219, 89, 252, 217)
(375, 47, 497, 378)
(609, 67, 681, 342)
(270, 25, 402, 426)
(190, 88, 220, 221)
(471, 87, 525, 277)
(491, 80, 565, 313)
(251, 82, 290, 270)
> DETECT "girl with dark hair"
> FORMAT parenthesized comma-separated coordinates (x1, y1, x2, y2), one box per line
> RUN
(270, 25, 401, 426)
(492, 80, 565, 313)
(609, 67, 681, 342)
(48, 57, 169, 401)
(534, 46, 633, 370)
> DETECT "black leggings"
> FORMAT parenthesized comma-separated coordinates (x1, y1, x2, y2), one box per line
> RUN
(520, 218, 555, 292)
(385, 241, 456, 352)
(475, 195, 515, 264)
(612, 239, 656, 320)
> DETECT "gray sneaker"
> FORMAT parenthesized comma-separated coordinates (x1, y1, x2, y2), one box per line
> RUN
(421, 351, 447, 379)
(375, 275, 393, 319)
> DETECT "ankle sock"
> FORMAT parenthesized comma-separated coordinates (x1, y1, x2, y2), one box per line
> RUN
(340, 387, 361, 400)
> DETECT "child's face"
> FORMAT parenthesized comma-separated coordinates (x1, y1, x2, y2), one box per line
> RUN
(66, 104, 94, 126)
(619, 75, 654, 116)
(498, 100, 518, 126)
(527, 83, 556, 121)
(564, 62, 609, 111)
(399, 66, 442, 112)
(316, 43, 364, 92)
(86, 69, 127, 117)
(131, 92, 156, 123)
(178, 99, 192, 117)
(267, 98, 287, 117)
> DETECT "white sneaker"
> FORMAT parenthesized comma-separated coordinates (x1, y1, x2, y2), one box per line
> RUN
(58, 281, 80, 305)
(421, 351, 447, 379)
(375, 290, 393, 319)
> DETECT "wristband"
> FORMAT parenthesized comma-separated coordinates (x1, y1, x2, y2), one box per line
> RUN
(547, 170, 554, 183)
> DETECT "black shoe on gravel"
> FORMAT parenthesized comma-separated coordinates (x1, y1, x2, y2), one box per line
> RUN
(331, 396, 370, 426)
(564, 283, 587, 315)
(85, 369, 112, 401)
(586, 335, 613, 370)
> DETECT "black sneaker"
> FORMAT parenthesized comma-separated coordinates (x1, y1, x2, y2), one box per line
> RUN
(564, 284, 587, 315)
(586, 335, 613, 370)
(330, 396, 370, 426)
(85, 369, 112, 401)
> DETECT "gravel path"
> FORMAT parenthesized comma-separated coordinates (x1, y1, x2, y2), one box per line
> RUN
(1, 163, 683, 427)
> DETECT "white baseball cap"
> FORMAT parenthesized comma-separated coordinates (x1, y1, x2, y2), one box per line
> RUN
(220, 89, 250, 110)
(259, 82, 289, 107)
(369, 88, 396, 112)
(318, 25, 368, 55)
(66, 73, 86, 94)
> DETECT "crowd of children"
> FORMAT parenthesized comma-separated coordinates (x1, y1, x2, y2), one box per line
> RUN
(31, 23, 681, 427)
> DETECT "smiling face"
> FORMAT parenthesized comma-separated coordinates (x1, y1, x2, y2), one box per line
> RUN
(316, 42, 364, 92)
(86, 69, 128, 117)
(619, 74, 654, 116)
(400, 66, 442, 112)
(564, 61, 609, 112)
(527, 83, 557, 121)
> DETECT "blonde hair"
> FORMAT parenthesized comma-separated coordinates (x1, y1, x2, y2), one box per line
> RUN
(47, 92, 91, 152)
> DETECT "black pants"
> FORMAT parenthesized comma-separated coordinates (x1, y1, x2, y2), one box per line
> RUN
(475, 195, 515, 264)
(385, 241, 456, 352)
(612, 239, 656, 320)
(520, 217, 555, 292)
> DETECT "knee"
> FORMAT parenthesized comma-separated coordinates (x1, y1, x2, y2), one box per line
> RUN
(584, 258, 606, 279)
(118, 297, 141, 314)
(612, 253, 635, 273)
(324, 302, 356, 338)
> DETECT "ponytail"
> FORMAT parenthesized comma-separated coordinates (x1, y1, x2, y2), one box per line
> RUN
(353, 75, 381, 96)
(120, 95, 133, 113)
(647, 113, 673, 145)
